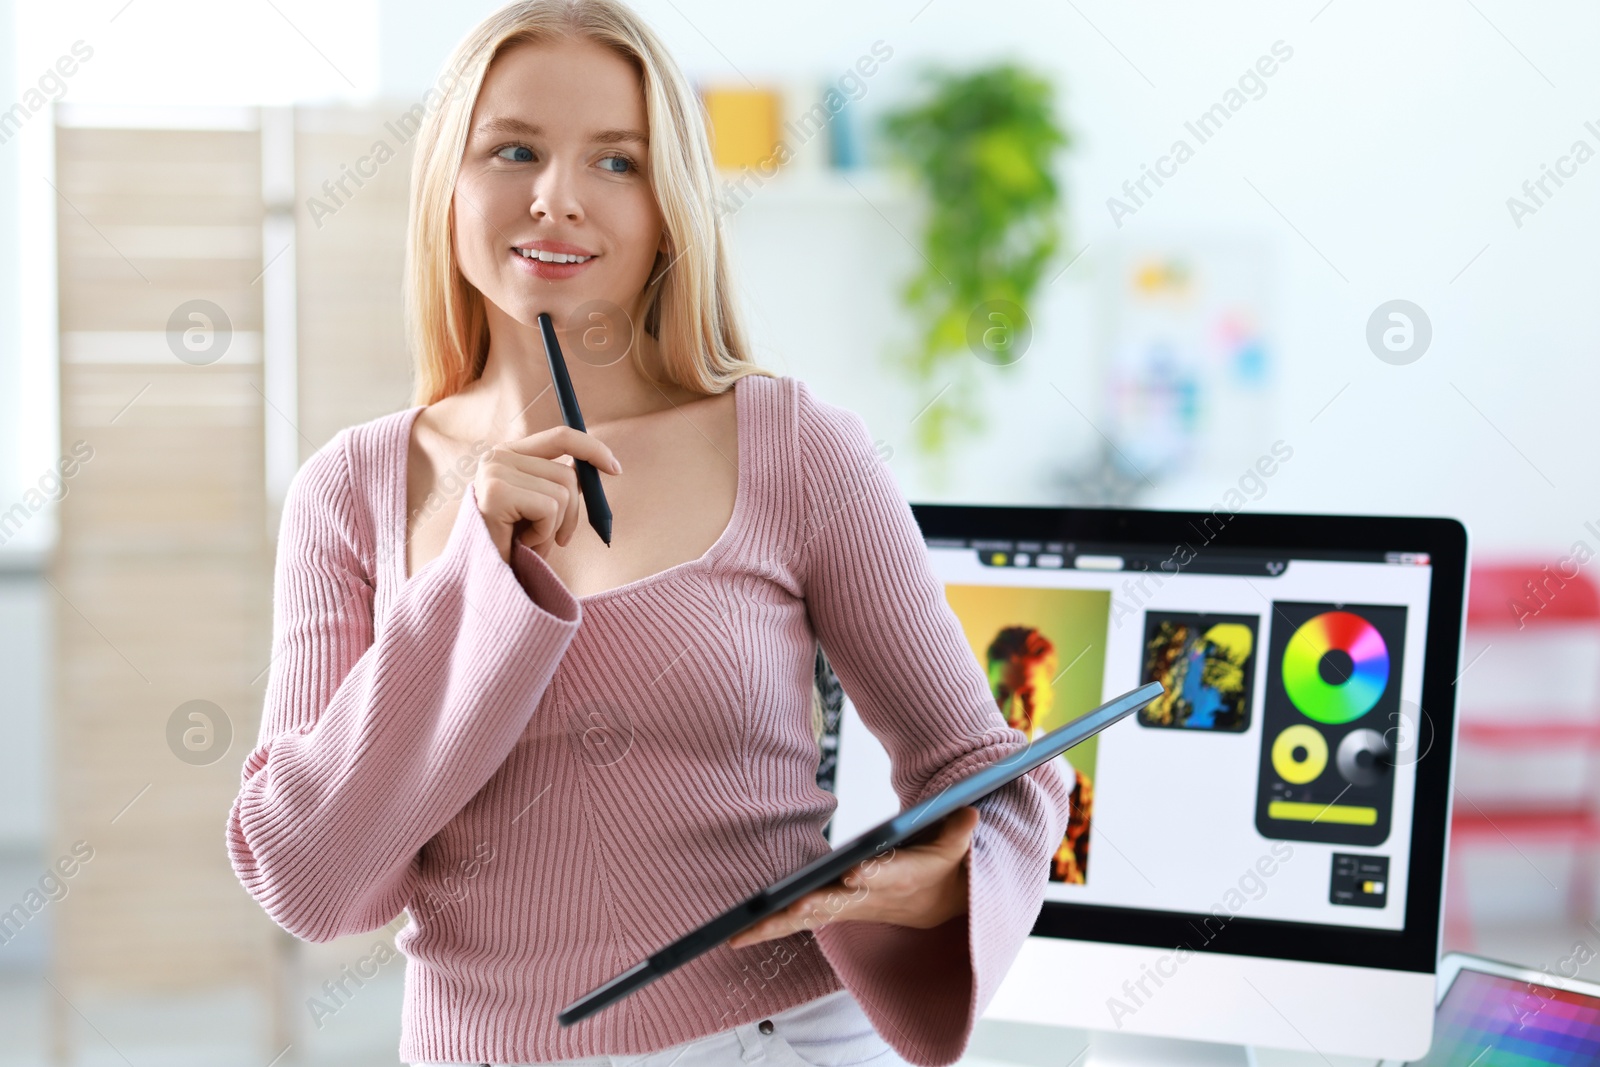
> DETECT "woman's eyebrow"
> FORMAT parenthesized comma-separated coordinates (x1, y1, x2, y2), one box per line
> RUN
(473, 117, 648, 147)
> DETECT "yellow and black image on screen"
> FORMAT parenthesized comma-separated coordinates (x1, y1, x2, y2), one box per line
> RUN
(1138, 612, 1259, 733)
(942, 585, 1109, 885)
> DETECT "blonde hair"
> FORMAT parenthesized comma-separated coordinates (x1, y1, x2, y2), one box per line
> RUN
(404, 0, 773, 405)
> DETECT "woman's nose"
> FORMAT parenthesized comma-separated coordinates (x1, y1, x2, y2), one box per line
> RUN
(529, 162, 583, 221)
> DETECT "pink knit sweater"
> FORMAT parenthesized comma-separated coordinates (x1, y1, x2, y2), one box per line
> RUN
(226, 372, 1072, 1067)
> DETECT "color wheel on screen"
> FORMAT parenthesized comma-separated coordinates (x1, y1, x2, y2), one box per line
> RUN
(1281, 611, 1390, 724)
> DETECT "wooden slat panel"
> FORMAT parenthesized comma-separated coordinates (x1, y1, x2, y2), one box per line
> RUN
(56, 128, 263, 334)
(294, 106, 415, 454)
(53, 122, 275, 1004)
(57, 366, 265, 553)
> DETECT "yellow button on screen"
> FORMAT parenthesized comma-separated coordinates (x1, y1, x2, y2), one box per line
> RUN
(1271, 725, 1329, 785)
(1267, 800, 1378, 826)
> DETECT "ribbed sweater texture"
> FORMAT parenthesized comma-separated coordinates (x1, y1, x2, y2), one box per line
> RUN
(225, 373, 1072, 1067)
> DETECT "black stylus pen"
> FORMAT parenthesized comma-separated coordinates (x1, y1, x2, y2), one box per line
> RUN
(536, 312, 613, 546)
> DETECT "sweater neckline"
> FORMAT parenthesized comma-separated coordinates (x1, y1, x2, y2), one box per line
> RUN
(390, 374, 754, 606)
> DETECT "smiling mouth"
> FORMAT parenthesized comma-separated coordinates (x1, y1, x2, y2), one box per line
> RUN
(515, 248, 597, 264)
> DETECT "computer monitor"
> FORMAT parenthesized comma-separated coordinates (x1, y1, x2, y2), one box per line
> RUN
(825, 505, 1468, 1065)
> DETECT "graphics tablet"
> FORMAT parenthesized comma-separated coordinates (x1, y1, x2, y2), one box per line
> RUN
(557, 679, 1165, 1027)
(1377, 951, 1600, 1066)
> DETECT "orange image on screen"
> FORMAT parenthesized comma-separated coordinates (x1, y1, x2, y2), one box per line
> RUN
(945, 584, 1109, 887)
(985, 626, 1094, 885)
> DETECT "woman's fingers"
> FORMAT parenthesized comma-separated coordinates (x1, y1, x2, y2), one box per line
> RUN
(510, 459, 581, 551)
(552, 461, 583, 548)
(728, 884, 861, 947)
(499, 424, 621, 474)
(925, 806, 981, 859)
(510, 472, 576, 555)
(729, 858, 892, 946)
(476, 458, 560, 560)
(475, 429, 612, 561)
(727, 811, 982, 948)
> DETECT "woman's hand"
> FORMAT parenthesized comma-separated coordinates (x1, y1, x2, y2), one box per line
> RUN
(726, 806, 979, 949)
(474, 425, 621, 563)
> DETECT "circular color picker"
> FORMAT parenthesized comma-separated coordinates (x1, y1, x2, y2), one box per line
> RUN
(1281, 611, 1390, 725)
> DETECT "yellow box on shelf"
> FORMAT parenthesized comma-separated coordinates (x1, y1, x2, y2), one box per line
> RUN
(701, 86, 782, 172)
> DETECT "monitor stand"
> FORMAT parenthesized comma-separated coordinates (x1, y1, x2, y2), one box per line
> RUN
(1083, 1032, 1259, 1066)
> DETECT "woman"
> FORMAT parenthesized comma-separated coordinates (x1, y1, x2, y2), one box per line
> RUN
(225, 3, 1072, 1066)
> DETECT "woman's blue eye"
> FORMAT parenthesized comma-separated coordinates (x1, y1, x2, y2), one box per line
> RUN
(600, 155, 635, 175)
(496, 145, 534, 162)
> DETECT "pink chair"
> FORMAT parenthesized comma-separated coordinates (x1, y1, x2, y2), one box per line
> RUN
(1446, 561, 1600, 948)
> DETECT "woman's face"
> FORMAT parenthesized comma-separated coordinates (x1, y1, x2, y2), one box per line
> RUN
(453, 36, 664, 336)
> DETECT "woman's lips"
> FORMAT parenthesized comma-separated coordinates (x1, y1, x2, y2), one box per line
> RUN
(512, 248, 598, 280)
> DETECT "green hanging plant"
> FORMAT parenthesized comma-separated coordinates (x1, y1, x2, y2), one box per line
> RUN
(878, 62, 1070, 466)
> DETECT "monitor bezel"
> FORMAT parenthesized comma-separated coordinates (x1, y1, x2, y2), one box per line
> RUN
(908, 503, 1468, 976)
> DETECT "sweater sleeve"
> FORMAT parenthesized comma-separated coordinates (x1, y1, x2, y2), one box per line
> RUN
(792, 381, 1074, 1067)
(225, 433, 582, 943)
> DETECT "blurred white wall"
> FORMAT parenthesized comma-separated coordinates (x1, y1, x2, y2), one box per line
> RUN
(0, 0, 45, 856)
(9, 0, 1599, 552)
(0, 0, 17, 519)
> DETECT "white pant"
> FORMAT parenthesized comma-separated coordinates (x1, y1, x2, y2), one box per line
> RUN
(412, 986, 909, 1067)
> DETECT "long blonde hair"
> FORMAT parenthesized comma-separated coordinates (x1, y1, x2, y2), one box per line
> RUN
(404, 0, 773, 405)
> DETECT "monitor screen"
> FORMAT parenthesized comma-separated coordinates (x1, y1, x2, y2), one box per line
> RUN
(827, 506, 1463, 974)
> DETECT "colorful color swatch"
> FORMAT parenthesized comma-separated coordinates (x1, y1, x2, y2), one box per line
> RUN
(1408, 967, 1600, 1065)
(1281, 610, 1390, 725)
